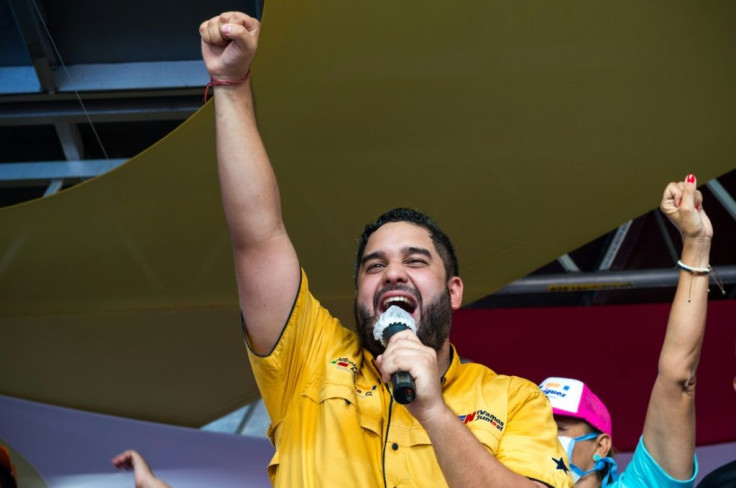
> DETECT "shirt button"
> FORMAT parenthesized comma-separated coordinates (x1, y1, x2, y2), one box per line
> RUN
(392, 442, 399, 451)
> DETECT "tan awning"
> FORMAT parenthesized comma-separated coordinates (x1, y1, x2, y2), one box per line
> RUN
(1, 2, 734, 426)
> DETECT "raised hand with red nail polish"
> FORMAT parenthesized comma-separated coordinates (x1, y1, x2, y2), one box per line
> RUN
(661, 174, 711, 243)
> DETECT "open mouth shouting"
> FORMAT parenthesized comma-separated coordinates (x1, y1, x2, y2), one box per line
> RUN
(375, 286, 420, 319)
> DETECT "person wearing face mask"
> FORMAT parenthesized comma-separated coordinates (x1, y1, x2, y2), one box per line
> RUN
(539, 379, 620, 487)
(541, 174, 715, 488)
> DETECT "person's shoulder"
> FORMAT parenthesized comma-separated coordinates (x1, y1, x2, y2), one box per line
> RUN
(270, 266, 357, 355)
(475, 372, 541, 393)
(507, 375, 544, 392)
(458, 360, 497, 376)
(452, 361, 547, 407)
(487, 375, 551, 408)
(456, 365, 540, 390)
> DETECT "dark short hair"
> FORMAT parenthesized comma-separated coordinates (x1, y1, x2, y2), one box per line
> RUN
(354, 208, 459, 286)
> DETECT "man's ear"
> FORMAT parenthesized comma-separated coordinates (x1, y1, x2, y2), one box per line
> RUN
(448, 276, 464, 310)
(595, 434, 612, 458)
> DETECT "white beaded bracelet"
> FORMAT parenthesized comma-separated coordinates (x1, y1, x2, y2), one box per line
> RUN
(676, 260, 711, 274)
(676, 260, 726, 301)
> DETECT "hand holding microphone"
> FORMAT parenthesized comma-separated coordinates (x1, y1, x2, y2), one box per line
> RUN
(373, 305, 417, 404)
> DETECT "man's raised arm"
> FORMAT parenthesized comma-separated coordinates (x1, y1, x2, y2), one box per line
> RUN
(200, 12, 300, 355)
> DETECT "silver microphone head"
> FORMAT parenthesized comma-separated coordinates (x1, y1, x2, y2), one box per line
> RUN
(373, 305, 417, 347)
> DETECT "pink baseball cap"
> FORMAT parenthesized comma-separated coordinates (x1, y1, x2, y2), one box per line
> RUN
(540, 377, 612, 438)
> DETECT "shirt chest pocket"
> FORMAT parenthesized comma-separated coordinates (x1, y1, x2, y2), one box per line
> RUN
(302, 369, 383, 438)
(400, 420, 502, 487)
(406, 417, 502, 453)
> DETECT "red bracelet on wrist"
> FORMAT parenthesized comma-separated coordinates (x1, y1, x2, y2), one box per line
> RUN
(203, 69, 251, 103)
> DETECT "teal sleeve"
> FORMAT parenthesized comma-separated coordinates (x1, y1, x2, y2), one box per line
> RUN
(614, 436, 698, 488)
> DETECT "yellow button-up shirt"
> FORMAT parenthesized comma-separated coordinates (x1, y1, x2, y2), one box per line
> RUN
(248, 270, 573, 488)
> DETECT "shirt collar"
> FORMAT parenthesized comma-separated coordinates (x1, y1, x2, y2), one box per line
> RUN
(440, 344, 460, 387)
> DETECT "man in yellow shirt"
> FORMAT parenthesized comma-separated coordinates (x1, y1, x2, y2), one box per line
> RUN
(199, 11, 573, 488)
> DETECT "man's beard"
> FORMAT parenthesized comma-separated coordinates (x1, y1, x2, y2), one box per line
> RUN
(354, 285, 453, 358)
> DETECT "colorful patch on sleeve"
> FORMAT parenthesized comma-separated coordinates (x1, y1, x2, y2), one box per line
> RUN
(458, 409, 505, 431)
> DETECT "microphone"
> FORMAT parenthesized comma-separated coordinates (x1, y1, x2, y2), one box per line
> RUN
(373, 305, 417, 404)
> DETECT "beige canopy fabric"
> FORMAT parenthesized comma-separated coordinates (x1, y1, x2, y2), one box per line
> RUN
(1, 2, 735, 426)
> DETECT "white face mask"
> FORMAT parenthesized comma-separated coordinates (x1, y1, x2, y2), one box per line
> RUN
(558, 432, 602, 483)
(558, 433, 620, 487)
(557, 436, 581, 483)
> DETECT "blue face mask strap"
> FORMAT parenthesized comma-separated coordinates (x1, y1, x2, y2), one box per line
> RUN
(572, 433, 599, 446)
(567, 433, 621, 484)
(572, 455, 619, 486)
(598, 456, 620, 487)
(567, 433, 601, 479)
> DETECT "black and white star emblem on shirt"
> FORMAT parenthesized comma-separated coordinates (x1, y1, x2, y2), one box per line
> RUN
(552, 457, 569, 474)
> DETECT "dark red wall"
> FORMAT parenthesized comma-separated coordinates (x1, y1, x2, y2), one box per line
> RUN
(451, 300, 736, 451)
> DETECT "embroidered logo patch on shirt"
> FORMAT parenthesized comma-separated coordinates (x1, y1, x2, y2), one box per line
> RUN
(330, 357, 358, 375)
(458, 409, 505, 431)
(356, 385, 378, 397)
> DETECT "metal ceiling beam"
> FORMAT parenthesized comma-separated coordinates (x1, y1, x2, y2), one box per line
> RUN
(0, 61, 207, 96)
(48, 122, 87, 196)
(7, 0, 58, 92)
(706, 179, 736, 222)
(0, 66, 41, 94)
(494, 267, 736, 294)
(557, 254, 580, 272)
(598, 220, 632, 270)
(0, 159, 127, 186)
(54, 123, 84, 160)
(42, 179, 63, 196)
(54, 61, 208, 92)
(0, 94, 202, 125)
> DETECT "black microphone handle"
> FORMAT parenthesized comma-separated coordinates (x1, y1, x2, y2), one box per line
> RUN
(391, 370, 416, 404)
(381, 322, 417, 404)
